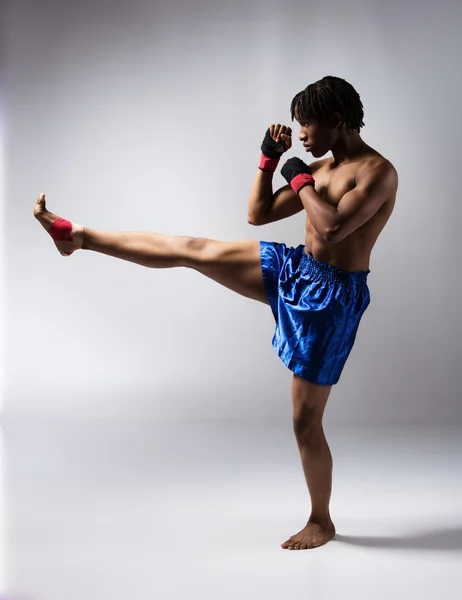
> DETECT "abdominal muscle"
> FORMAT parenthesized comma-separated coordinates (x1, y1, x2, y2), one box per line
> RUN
(303, 198, 394, 273)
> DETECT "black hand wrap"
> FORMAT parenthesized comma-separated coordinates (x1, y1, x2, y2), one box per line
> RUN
(261, 128, 288, 158)
(281, 157, 315, 193)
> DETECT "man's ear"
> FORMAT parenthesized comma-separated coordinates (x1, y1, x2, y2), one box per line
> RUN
(331, 112, 343, 129)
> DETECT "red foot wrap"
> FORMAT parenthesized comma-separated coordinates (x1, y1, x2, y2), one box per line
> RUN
(48, 218, 73, 241)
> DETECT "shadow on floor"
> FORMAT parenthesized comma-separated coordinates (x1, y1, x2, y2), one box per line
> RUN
(335, 526, 462, 551)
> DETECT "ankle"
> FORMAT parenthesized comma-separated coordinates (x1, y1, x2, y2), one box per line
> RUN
(309, 513, 333, 527)
(81, 226, 90, 250)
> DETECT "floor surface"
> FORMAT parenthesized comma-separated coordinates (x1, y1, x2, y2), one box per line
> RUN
(1, 419, 461, 600)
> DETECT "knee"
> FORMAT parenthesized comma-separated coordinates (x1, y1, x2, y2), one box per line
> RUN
(292, 408, 323, 442)
(186, 237, 217, 261)
(183, 237, 215, 268)
(185, 236, 206, 254)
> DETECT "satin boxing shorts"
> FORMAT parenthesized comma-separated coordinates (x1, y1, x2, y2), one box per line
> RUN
(260, 241, 371, 386)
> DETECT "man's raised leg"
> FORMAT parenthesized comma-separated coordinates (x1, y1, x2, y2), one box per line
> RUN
(33, 193, 269, 304)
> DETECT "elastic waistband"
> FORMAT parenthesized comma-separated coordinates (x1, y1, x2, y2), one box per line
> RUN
(300, 250, 370, 287)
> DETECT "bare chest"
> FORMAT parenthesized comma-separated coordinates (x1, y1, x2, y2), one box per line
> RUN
(313, 164, 357, 206)
(304, 157, 393, 271)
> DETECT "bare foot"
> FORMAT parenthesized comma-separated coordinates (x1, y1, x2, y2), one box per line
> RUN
(281, 519, 336, 550)
(34, 193, 83, 256)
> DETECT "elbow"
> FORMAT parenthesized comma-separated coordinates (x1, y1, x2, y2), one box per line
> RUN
(323, 224, 341, 244)
(247, 215, 262, 226)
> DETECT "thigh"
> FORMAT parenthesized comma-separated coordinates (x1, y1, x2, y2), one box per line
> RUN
(185, 237, 269, 305)
(292, 374, 332, 426)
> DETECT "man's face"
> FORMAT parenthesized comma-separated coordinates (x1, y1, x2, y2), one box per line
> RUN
(294, 113, 339, 159)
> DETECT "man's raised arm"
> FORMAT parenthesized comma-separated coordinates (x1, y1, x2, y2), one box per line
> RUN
(247, 124, 293, 225)
(247, 177, 304, 226)
(247, 124, 322, 225)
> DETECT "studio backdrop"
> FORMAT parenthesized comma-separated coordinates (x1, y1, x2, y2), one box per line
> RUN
(2, 0, 461, 424)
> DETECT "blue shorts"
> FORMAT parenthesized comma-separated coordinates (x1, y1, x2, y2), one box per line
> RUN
(260, 241, 371, 386)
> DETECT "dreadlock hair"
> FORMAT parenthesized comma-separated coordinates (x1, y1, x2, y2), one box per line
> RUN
(290, 76, 365, 133)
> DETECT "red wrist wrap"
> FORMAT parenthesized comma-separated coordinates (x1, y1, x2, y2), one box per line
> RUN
(259, 154, 280, 172)
(290, 173, 315, 194)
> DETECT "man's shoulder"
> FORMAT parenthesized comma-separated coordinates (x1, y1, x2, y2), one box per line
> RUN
(363, 152, 397, 175)
(358, 154, 398, 201)
(356, 153, 398, 190)
(309, 153, 397, 182)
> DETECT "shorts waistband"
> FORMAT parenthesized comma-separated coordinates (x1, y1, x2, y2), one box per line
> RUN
(300, 250, 370, 286)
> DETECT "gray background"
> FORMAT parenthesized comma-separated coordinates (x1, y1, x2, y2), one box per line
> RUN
(1, 1, 462, 599)
(4, 0, 461, 424)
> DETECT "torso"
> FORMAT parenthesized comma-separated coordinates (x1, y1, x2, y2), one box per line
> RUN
(306, 149, 397, 272)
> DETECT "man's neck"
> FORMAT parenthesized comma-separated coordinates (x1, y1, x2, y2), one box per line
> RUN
(331, 132, 369, 165)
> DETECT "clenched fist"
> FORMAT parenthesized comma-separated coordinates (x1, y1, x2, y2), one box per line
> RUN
(281, 156, 315, 194)
(261, 124, 293, 158)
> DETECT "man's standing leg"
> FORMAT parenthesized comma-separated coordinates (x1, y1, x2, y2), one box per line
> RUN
(281, 374, 336, 550)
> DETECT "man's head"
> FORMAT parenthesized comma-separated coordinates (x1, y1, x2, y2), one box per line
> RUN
(290, 76, 365, 158)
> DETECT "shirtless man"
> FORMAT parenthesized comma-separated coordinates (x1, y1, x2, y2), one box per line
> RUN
(33, 75, 398, 551)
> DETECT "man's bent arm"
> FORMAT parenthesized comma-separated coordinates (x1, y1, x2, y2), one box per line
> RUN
(298, 161, 397, 242)
(247, 169, 276, 223)
(247, 170, 304, 226)
(298, 185, 337, 240)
